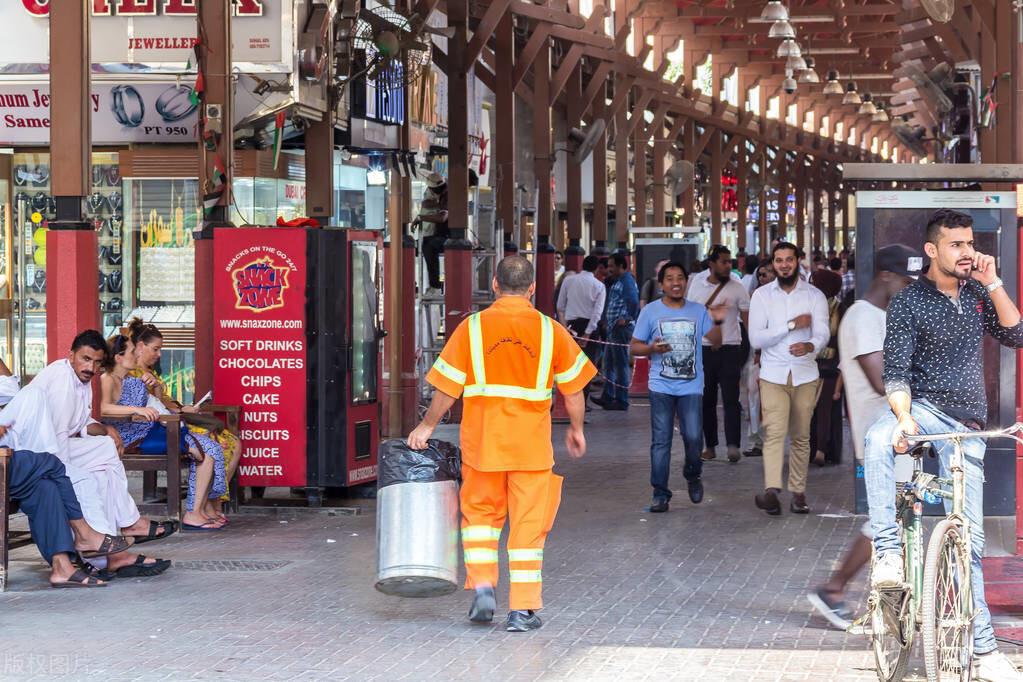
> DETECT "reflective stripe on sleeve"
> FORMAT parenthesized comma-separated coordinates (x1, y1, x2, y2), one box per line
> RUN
(509, 569, 543, 583)
(554, 350, 589, 385)
(507, 548, 544, 562)
(463, 547, 499, 564)
(467, 314, 487, 385)
(462, 525, 502, 542)
(535, 315, 553, 391)
(462, 384, 553, 401)
(432, 357, 467, 385)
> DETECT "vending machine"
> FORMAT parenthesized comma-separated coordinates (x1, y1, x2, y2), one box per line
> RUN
(213, 227, 382, 506)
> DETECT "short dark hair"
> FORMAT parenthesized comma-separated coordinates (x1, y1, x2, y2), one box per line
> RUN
(71, 329, 106, 354)
(495, 255, 534, 294)
(611, 254, 628, 269)
(598, 257, 609, 268)
(657, 261, 687, 283)
(772, 241, 799, 259)
(828, 257, 842, 270)
(555, 250, 564, 258)
(582, 255, 599, 272)
(846, 255, 855, 269)
(743, 255, 760, 275)
(104, 334, 130, 370)
(708, 244, 730, 262)
(926, 208, 973, 245)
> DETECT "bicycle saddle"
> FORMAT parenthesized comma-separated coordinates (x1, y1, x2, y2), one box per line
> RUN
(907, 441, 936, 459)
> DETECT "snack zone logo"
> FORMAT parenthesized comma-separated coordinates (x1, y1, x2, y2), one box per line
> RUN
(232, 257, 289, 313)
(22, 0, 263, 16)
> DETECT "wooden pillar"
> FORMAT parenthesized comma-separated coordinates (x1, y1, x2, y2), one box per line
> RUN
(778, 154, 789, 243)
(495, 12, 516, 250)
(306, 116, 334, 225)
(565, 66, 584, 269)
(47, 0, 97, 362)
(795, 168, 805, 251)
(614, 77, 629, 248)
(533, 38, 556, 315)
(193, 0, 233, 395)
(841, 190, 851, 250)
(633, 118, 647, 228)
(811, 176, 822, 253)
(736, 143, 748, 251)
(652, 134, 667, 228)
(827, 189, 837, 252)
(591, 92, 609, 253)
(758, 150, 768, 254)
(444, 0, 474, 340)
(710, 129, 723, 244)
(682, 121, 697, 226)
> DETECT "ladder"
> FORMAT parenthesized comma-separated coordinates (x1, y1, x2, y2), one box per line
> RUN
(416, 185, 498, 404)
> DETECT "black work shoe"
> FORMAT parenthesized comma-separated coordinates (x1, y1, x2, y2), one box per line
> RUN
(590, 396, 607, 408)
(743, 447, 763, 457)
(688, 479, 704, 504)
(468, 586, 496, 623)
(648, 497, 669, 513)
(603, 401, 627, 411)
(506, 609, 542, 632)
(790, 493, 809, 514)
(755, 489, 782, 516)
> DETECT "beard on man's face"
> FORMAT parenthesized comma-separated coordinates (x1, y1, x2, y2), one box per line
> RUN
(776, 272, 798, 287)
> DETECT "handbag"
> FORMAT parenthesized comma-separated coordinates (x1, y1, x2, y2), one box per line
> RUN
(179, 411, 227, 434)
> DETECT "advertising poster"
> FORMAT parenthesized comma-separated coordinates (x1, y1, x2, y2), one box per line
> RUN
(214, 228, 307, 486)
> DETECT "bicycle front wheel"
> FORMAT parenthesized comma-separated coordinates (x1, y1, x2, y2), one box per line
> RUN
(921, 519, 975, 682)
(870, 587, 913, 682)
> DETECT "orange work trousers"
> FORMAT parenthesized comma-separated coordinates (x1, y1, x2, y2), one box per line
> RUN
(460, 464, 563, 611)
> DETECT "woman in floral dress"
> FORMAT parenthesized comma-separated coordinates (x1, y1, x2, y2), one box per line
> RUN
(127, 318, 241, 522)
(100, 334, 227, 531)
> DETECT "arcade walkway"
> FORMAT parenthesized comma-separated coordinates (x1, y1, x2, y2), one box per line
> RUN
(2, 403, 1022, 681)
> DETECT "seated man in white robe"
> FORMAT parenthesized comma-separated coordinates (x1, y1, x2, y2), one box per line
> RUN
(24, 330, 175, 576)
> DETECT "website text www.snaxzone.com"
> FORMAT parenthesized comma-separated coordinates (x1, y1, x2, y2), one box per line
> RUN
(219, 319, 304, 329)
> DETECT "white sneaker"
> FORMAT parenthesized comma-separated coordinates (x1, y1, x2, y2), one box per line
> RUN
(975, 650, 1023, 681)
(870, 553, 904, 589)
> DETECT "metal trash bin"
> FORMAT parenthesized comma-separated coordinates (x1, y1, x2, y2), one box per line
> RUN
(375, 439, 461, 597)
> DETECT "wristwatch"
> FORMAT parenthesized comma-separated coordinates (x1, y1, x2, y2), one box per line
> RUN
(787, 320, 796, 331)
(985, 278, 1003, 294)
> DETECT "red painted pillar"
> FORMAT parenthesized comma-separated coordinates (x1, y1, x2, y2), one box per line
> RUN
(534, 237, 556, 317)
(46, 230, 98, 362)
(383, 235, 417, 436)
(564, 240, 585, 272)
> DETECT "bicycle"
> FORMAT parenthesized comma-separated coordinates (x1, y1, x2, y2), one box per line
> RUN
(867, 422, 1023, 682)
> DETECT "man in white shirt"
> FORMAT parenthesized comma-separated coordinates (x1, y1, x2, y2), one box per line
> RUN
(807, 244, 920, 629)
(28, 331, 176, 570)
(686, 245, 750, 462)
(748, 242, 829, 515)
(557, 255, 606, 403)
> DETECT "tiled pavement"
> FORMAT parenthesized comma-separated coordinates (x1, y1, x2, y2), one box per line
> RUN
(2, 400, 1021, 681)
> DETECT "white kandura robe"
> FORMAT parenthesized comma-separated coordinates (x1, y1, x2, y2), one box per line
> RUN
(25, 360, 141, 535)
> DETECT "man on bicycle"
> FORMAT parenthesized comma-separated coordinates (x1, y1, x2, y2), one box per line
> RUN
(864, 209, 1023, 681)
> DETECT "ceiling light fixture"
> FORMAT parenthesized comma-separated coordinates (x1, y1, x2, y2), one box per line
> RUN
(776, 38, 801, 58)
(822, 70, 843, 95)
(858, 92, 876, 115)
(872, 102, 889, 122)
(798, 58, 820, 83)
(768, 19, 796, 39)
(760, 0, 789, 22)
(842, 80, 862, 105)
(786, 52, 807, 71)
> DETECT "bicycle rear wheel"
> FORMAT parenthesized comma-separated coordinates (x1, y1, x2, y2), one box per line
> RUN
(922, 519, 974, 682)
(871, 587, 913, 682)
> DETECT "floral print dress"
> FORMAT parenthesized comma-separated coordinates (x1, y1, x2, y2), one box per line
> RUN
(111, 377, 227, 511)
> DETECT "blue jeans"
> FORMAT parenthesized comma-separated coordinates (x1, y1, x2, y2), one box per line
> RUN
(600, 325, 632, 406)
(864, 399, 994, 654)
(649, 391, 703, 501)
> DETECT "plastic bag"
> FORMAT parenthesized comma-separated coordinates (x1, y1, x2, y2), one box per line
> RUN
(377, 438, 461, 489)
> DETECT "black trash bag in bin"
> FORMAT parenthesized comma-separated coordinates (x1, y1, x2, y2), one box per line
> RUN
(377, 438, 461, 489)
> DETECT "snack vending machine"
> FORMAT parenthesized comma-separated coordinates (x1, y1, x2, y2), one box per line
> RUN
(213, 227, 382, 505)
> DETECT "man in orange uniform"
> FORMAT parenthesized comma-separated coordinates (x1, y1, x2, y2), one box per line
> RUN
(408, 255, 595, 632)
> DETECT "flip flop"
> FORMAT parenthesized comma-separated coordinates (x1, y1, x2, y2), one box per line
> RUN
(79, 534, 133, 558)
(52, 568, 107, 588)
(115, 555, 171, 578)
(129, 520, 178, 545)
(182, 521, 223, 531)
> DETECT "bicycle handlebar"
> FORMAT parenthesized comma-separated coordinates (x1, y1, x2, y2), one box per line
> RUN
(901, 422, 1023, 447)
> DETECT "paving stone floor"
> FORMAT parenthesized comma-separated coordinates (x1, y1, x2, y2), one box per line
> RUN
(2, 399, 1021, 681)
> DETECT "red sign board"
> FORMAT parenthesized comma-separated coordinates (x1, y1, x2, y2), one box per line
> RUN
(213, 228, 307, 487)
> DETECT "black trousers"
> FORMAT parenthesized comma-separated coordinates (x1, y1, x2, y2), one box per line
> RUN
(567, 318, 600, 400)
(9, 450, 82, 565)
(701, 345, 744, 448)
(422, 235, 446, 289)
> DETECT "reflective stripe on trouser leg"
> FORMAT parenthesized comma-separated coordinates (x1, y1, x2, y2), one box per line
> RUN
(506, 469, 557, 611)
(460, 464, 508, 590)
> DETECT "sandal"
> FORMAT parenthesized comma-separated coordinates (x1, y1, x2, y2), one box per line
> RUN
(79, 534, 133, 558)
(115, 555, 172, 578)
(52, 568, 107, 588)
(74, 561, 117, 582)
(182, 520, 223, 531)
(129, 520, 178, 545)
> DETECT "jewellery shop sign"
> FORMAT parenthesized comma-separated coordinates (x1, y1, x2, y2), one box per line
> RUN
(3, 1, 286, 66)
(0, 83, 200, 145)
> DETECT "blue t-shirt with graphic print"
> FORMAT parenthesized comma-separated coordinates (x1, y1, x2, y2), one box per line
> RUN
(632, 299, 712, 396)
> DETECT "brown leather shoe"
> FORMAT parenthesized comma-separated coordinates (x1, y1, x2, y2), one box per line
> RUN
(790, 493, 809, 514)
(755, 489, 781, 516)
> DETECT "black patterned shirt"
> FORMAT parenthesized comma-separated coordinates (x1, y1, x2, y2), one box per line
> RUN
(883, 276, 1023, 426)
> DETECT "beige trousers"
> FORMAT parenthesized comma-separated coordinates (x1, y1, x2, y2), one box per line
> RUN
(759, 374, 820, 493)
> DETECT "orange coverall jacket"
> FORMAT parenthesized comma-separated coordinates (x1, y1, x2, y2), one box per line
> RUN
(425, 295, 596, 471)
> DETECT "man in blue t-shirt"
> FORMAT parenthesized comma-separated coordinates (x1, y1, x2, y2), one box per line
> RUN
(632, 261, 725, 512)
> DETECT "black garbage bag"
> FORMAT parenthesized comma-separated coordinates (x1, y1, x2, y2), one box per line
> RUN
(377, 438, 461, 489)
